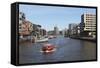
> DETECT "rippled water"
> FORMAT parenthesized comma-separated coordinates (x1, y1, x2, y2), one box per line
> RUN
(19, 37, 96, 64)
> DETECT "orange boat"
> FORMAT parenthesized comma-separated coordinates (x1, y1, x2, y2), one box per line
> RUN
(41, 43, 56, 53)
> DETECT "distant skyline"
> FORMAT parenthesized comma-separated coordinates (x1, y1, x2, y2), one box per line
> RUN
(19, 4, 96, 31)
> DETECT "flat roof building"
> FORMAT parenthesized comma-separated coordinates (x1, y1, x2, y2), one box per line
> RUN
(80, 13, 96, 37)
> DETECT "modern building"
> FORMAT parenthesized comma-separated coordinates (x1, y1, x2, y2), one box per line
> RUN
(54, 26, 59, 35)
(80, 13, 96, 37)
(62, 28, 68, 37)
(19, 12, 48, 41)
(73, 24, 80, 35)
(68, 23, 77, 36)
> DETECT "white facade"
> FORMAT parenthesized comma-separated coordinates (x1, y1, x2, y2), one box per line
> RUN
(81, 13, 96, 32)
(80, 13, 96, 37)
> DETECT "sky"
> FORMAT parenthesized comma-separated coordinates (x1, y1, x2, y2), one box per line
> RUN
(19, 4, 96, 31)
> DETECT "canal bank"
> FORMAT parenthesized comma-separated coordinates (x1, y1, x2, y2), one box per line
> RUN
(70, 37, 96, 42)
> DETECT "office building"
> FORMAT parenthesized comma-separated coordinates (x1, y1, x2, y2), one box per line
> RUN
(80, 13, 96, 37)
(69, 23, 77, 36)
(54, 26, 59, 35)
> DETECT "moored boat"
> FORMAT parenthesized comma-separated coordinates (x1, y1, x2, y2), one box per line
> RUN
(36, 38, 48, 43)
(48, 35, 57, 39)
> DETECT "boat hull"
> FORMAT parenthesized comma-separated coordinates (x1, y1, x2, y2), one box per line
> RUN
(40, 48, 56, 53)
(36, 38, 48, 43)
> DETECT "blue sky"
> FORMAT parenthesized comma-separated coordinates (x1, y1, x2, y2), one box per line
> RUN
(19, 4, 96, 31)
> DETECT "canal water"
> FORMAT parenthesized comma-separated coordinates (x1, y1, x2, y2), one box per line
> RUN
(19, 36, 96, 64)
